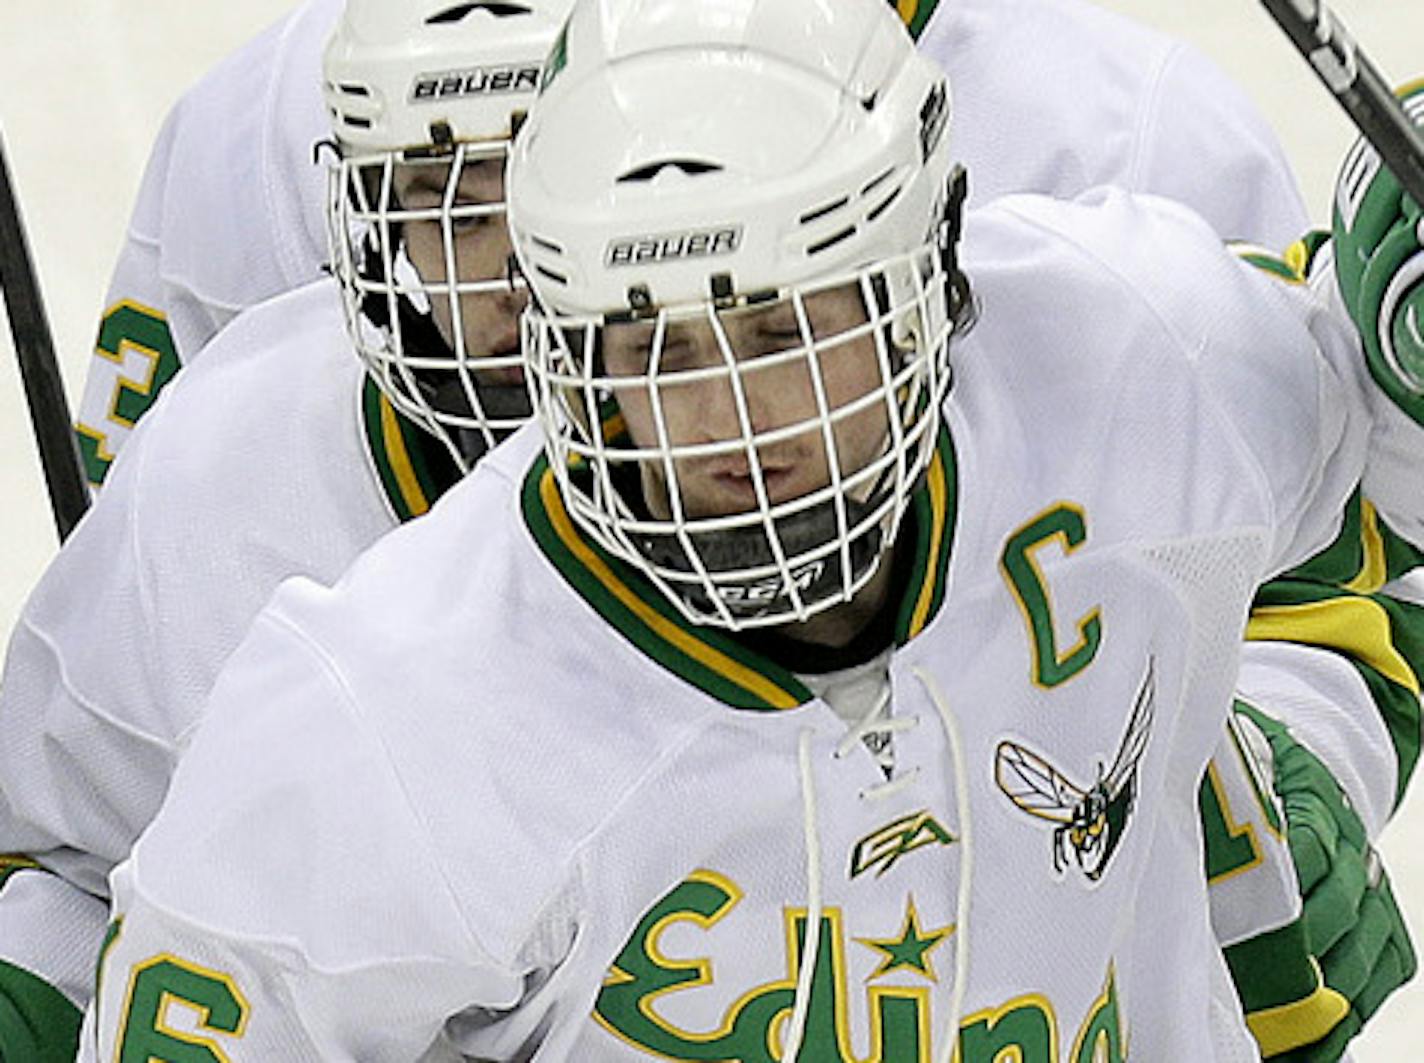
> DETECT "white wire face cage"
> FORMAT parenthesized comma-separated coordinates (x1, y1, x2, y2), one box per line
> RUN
(327, 138, 532, 472)
(526, 239, 956, 631)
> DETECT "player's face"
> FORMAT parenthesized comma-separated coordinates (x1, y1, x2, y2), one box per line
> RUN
(394, 157, 523, 383)
(602, 284, 889, 520)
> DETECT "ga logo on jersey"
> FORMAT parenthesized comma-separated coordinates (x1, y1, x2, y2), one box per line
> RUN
(850, 810, 955, 879)
(996, 660, 1155, 883)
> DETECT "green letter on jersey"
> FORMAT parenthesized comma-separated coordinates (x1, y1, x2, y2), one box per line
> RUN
(77, 301, 180, 485)
(1000, 504, 1102, 688)
(117, 956, 248, 1062)
(958, 997, 1056, 1062)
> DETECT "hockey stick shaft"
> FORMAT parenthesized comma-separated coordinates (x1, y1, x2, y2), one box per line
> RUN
(0, 132, 90, 541)
(1259, 0, 1424, 208)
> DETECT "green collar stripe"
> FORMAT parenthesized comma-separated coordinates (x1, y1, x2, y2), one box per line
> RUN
(522, 457, 812, 711)
(360, 378, 462, 524)
(522, 428, 958, 710)
(895, 426, 957, 643)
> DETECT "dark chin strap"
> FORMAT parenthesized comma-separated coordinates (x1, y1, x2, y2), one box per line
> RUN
(633, 494, 886, 625)
(449, 383, 533, 464)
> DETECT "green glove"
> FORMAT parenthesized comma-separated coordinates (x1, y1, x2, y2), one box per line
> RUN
(1235, 703, 1417, 1061)
(1332, 79, 1424, 422)
(0, 959, 82, 1062)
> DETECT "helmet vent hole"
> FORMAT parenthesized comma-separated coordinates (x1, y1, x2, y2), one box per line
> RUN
(806, 226, 857, 256)
(799, 195, 850, 226)
(860, 166, 895, 196)
(616, 159, 722, 183)
(336, 82, 371, 98)
(426, 1, 533, 25)
(530, 234, 565, 256)
(535, 265, 569, 286)
(865, 184, 903, 223)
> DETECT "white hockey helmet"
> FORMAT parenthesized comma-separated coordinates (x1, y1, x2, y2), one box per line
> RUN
(323, 0, 573, 469)
(509, 0, 970, 630)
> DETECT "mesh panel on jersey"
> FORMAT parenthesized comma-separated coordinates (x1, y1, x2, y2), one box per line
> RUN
(1141, 532, 1268, 685)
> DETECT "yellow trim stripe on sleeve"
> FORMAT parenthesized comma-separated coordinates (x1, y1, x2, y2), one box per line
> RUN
(540, 472, 801, 709)
(907, 452, 948, 638)
(1246, 968, 1350, 1057)
(1344, 500, 1388, 594)
(1247, 598, 1421, 696)
(379, 396, 431, 518)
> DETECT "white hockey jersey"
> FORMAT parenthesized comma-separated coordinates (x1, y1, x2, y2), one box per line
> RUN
(70, 0, 1306, 485)
(0, 280, 453, 1008)
(73, 0, 340, 485)
(82, 191, 1422, 1061)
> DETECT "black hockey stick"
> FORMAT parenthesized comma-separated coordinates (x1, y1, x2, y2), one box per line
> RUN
(1258, 0, 1424, 209)
(0, 131, 89, 541)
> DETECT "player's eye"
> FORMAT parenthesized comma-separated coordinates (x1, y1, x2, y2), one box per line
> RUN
(450, 213, 491, 233)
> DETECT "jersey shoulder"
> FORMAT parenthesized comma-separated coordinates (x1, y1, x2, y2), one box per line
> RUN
(953, 189, 1335, 538)
(920, 0, 1307, 245)
(99, 279, 391, 581)
(141, 0, 339, 307)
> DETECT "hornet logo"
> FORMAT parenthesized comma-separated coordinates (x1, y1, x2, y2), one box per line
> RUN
(996, 660, 1155, 882)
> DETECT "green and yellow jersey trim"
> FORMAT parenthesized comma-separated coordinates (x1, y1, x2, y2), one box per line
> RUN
(892, 0, 941, 40)
(1248, 489, 1424, 808)
(521, 429, 958, 711)
(1224, 921, 1349, 1057)
(0, 854, 39, 892)
(359, 377, 462, 524)
(1229, 230, 1331, 286)
(895, 430, 958, 643)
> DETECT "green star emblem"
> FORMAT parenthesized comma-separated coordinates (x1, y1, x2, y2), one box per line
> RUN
(855, 896, 954, 982)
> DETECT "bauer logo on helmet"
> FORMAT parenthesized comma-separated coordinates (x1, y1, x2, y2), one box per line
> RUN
(605, 226, 743, 268)
(410, 64, 543, 102)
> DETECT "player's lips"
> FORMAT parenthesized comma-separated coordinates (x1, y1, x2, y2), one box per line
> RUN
(695, 458, 803, 509)
(475, 361, 525, 386)
(474, 336, 525, 385)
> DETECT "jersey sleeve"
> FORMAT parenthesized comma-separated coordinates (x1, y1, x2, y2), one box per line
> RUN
(0, 405, 180, 895)
(0, 304, 381, 1027)
(73, 0, 336, 486)
(1192, 228, 1424, 578)
(81, 606, 525, 1061)
(0, 861, 106, 1058)
(1245, 491, 1424, 823)
(74, 109, 195, 488)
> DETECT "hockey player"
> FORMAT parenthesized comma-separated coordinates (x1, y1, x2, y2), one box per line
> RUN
(4, 0, 1415, 1059)
(0, 2, 570, 1058)
(16, 0, 1415, 1058)
(73, 0, 1308, 485)
(78, 0, 1424, 1057)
